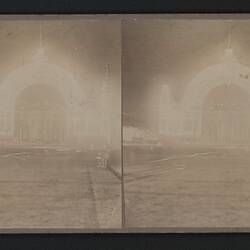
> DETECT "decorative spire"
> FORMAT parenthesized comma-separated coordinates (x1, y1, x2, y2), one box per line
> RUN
(223, 20, 236, 63)
(227, 20, 232, 49)
(39, 19, 43, 48)
(32, 20, 48, 62)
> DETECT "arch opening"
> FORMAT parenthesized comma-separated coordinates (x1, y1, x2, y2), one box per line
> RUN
(201, 84, 250, 145)
(14, 84, 66, 145)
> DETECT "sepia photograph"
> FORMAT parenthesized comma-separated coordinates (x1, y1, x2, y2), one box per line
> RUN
(123, 17, 250, 229)
(3, 14, 250, 232)
(0, 16, 121, 229)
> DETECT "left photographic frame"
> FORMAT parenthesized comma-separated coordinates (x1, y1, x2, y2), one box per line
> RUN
(0, 15, 121, 231)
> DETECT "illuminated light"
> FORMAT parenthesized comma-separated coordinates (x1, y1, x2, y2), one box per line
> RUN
(32, 47, 48, 63)
(222, 48, 237, 63)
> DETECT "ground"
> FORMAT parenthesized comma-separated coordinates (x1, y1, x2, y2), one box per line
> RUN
(125, 145, 250, 228)
(0, 146, 121, 229)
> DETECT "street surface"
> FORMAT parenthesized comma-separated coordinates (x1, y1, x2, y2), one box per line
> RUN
(125, 146, 250, 228)
(0, 146, 121, 229)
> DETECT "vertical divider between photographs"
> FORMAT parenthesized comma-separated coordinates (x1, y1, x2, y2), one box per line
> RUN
(121, 18, 125, 230)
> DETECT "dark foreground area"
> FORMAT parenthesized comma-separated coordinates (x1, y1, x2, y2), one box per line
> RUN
(125, 145, 250, 228)
(0, 146, 121, 229)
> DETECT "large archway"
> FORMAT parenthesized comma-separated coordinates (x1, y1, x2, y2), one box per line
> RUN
(14, 84, 66, 145)
(179, 49, 250, 138)
(201, 84, 250, 145)
(0, 59, 87, 144)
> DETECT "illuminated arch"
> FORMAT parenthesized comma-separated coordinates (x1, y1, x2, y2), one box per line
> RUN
(0, 60, 85, 141)
(159, 49, 250, 138)
(182, 60, 250, 111)
(180, 49, 250, 137)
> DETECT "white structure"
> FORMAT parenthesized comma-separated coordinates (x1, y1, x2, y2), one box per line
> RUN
(0, 49, 115, 149)
(159, 48, 250, 145)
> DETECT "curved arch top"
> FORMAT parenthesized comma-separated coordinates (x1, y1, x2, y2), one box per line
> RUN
(0, 60, 87, 141)
(0, 61, 85, 113)
(182, 60, 250, 111)
(159, 50, 250, 138)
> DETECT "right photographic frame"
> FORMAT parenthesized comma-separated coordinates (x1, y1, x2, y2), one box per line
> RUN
(122, 15, 250, 230)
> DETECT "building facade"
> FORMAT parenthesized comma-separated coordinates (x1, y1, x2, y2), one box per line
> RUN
(159, 48, 250, 145)
(0, 50, 117, 150)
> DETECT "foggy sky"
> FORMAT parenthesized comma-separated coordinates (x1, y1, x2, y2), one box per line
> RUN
(0, 17, 121, 90)
(0, 16, 121, 150)
(122, 19, 250, 128)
